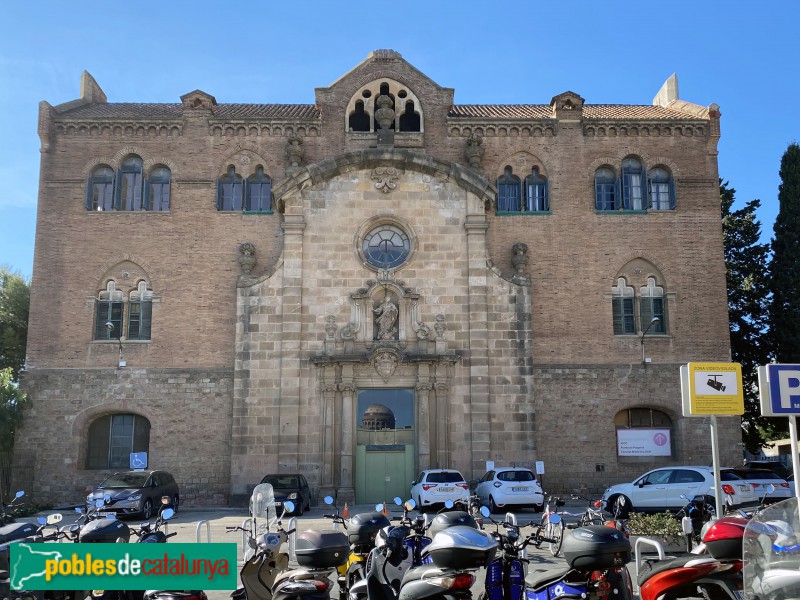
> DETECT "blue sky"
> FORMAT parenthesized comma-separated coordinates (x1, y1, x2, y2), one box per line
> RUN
(1, 1, 798, 280)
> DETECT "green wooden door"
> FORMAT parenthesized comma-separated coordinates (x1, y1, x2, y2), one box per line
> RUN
(356, 445, 415, 504)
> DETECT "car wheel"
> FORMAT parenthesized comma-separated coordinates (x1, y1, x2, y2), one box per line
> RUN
(305, 497, 311, 512)
(490, 496, 500, 514)
(142, 499, 153, 520)
(417, 497, 425, 513)
(172, 495, 179, 513)
(295, 502, 304, 516)
(534, 503, 544, 512)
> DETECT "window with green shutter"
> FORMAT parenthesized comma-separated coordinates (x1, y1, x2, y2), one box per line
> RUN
(95, 300, 124, 340)
(127, 300, 152, 340)
(613, 297, 636, 335)
(639, 277, 667, 334)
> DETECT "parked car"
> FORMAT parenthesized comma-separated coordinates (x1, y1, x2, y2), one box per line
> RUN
(789, 473, 795, 496)
(410, 469, 470, 512)
(86, 470, 179, 519)
(728, 468, 791, 503)
(601, 466, 758, 516)
(251, 473, 311, 516)
(743, 460, 792, 480)
(474, 467, 544, 513)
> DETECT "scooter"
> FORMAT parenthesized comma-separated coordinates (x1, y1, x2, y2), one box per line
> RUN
(742, 496, 800, 600)
(0, 512, 65, 600)
(228, 490, 295, 600)
(1, 490, 26, 525)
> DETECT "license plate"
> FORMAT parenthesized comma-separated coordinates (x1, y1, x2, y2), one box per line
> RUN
(438, 486, 454, 492)
(512, 486, 529, 492)
(740, 485, 749, 492)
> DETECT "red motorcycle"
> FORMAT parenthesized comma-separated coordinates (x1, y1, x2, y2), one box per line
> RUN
(637, 516, 748, 600)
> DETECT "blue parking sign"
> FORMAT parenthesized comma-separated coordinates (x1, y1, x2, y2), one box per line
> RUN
(759, 364, 800, 416)
(130, 452, 148, 470)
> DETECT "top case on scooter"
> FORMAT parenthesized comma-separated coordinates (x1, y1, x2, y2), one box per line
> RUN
(561, 525, 630, 569)
(423, 526, 497, 569)
(348, 512, 391, 546)
(79, 518, 131, 543)
(427, 511, 478, 540)
(295, 529, 349, 568)
(702, 517, 748, 560)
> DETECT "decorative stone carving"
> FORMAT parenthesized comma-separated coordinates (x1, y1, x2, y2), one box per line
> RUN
(324, 315, 337, 339)
(375, 95, 396, 130)
(285, 134, 304, 167)
(464, 133, 485, 168)
(434, 314, 446, 339)
(416, 322, 431, 341)
(238, 242, 256, 275)
(372, 349, 400, 382)
(371, 167, 401, 193)
(511, 242, 529, 274)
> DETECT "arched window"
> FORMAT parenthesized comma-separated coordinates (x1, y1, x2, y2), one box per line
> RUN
(147, 167, 171, 212)
(246, 166, 272, 212)
(524, 168, 549, 212)
(86, 166, 115, 211)
(640, 277, 667, 334)
(118, 156, 144, 211)
(399, 100, 421, 132)
(621, 157, 645, 210)
(497, 166, 522, 212)
(614, 408, 673, 458)
(86, 413, 151, 469)
(611, 277, 636, 335)
(127, 281, 153, 341)
(349, 100, 370, 132)
(217, 166, 243, 211)
(95, 281, 124, 340)
(594, 167, 617, 210)
(648, 167, 675, 210)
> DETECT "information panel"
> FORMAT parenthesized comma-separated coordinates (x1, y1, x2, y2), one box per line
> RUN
(616, 428, 672, 456)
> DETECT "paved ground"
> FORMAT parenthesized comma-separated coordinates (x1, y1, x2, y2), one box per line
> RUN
(18, 501, 650, 600)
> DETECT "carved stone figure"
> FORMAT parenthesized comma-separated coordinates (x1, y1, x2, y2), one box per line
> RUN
(374, 296, 399, 340)
(373, 350, 399, 382)
(434, 313, 446, 339)
(324, 315, 337, 339)
(374, 95, 396, 130)
(464, 132, 485, 168)
(285, 135, 304, 167)
(511, 242, 529, 274)
(238, 242, 256, 275)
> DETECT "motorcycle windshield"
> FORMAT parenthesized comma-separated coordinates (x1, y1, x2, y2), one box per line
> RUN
(251, 483, 277, 525)
(743, 496, 800, 600)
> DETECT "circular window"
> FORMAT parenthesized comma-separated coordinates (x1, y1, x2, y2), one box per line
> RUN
(362, 224, 411, 269)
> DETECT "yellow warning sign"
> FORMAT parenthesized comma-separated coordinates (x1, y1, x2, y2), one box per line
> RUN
(681, 362, 744, 416)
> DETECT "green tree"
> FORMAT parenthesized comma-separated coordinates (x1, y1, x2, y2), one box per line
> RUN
(770, 143, 800, 363)
(721, 181, 777, 451)
(0, 266, 29, 379)
(0, 367, 27, 451)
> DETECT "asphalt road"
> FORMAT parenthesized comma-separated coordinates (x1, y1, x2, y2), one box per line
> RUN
(18, 502, 649, 600)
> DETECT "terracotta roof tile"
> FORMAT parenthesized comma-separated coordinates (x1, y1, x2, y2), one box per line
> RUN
(448, 104, 706, 120)
(55, 103, 320, 120)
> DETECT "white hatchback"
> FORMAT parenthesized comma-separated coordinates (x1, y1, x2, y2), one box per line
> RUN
(410, 469, 470, 512)
(475, 467, 544, 513)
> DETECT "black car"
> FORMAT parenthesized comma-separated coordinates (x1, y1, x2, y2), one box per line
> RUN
(252, 473, 311, 516)
(743, 461, 792, 480)
(86, 470, 179, 519)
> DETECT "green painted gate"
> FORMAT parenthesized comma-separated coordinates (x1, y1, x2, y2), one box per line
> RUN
(356, 444, 415, 504)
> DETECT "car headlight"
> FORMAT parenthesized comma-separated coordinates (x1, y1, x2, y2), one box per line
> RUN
(287, 493, 298, 500)
(127, 493, 142, 501)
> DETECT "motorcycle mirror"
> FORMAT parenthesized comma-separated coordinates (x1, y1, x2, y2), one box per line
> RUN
(105, 514, 117, 520)
(405, 499, 416, 511)
(75, 507, 83, 514)
(375, 503, 384, 512)
(394, 497, 402, 506)
(95, 499, 105, 508)
(480, 506, 491, 518)
(103, 493, 111, 502)
(14, 491, 24, 499)
(444, 500, 454, 509)
(47, 513, 63, 525)
(37, 517, 46, 525)
(324, 496, 334, 505)
(284, 501, 295, 514)
(69, 524, 81, 532)
(160, 508, 175, 520)
(766, 484, 775, 494)
(548, 513, 562, 524)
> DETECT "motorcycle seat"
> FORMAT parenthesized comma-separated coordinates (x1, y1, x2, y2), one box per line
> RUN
(637, 555, 717, 586)
(526, 566, 572, 590)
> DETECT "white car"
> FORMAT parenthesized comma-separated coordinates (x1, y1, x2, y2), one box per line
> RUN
(729, 468, 792, 503)
(410, 469, 470, 512)
(601, 466, 759, 516)
(475, 467, 544, 513)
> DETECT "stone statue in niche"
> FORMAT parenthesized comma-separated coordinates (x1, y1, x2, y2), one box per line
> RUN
(238, 242, 256, 275)
(285, 134, 304, 167)
(374, 296, 399, 340)
(511, 242, 529, 274)
(464, 132, 485, 168)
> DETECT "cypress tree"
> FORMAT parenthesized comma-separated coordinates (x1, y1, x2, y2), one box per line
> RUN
(770, 143, 800, 363)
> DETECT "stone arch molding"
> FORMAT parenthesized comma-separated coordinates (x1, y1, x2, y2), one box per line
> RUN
(491, 150, 550, 179)
(588, 151, 681, 178)
(272, 148, 496, 213)
(91, 254, 156, 293)
(609, 253, 669, 283)
(217, 141, 275, 178)
(70, 404, 155, 439)
(81, 146, 177, 178)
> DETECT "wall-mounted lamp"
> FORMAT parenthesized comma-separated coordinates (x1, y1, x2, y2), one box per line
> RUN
(641, 316, 660, 364)
(105, 321, 126, 368)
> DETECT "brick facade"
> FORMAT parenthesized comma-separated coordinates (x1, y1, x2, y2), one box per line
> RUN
(15, 51, 738, 507)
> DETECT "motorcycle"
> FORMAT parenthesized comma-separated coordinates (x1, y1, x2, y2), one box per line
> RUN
(1, 490, 27, 525)
(0, 512, 65, 600)
(742, 496, 800, 600)
(525, 515, 633, 600)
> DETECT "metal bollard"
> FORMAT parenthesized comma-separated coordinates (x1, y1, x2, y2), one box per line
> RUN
(287, 517, 297, 562)
(633, 536, 666, 589)
(196, 519, 211, 543)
